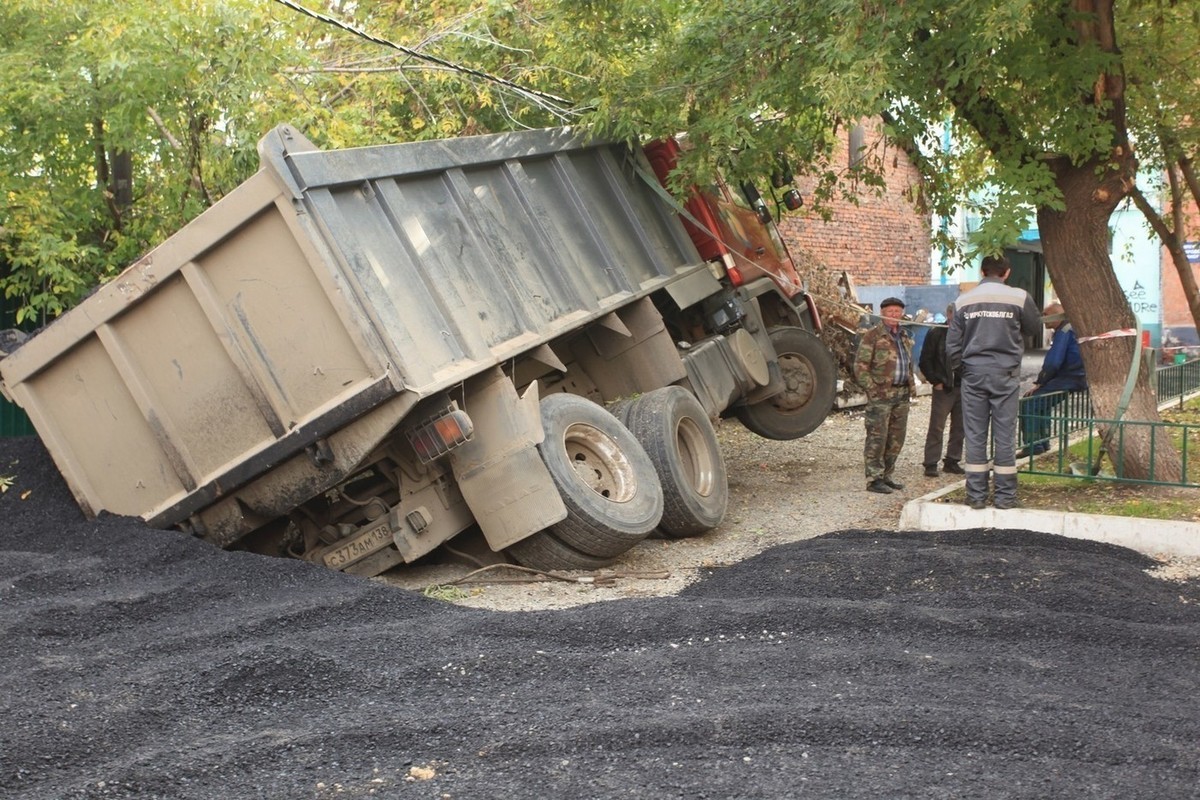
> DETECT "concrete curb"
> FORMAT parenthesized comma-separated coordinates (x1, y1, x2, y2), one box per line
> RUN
(900, 481, 1200, 558)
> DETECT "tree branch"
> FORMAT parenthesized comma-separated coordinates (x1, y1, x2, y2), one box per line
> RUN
(146, 107, 184, 151)
(1130, 181, 1200, 336)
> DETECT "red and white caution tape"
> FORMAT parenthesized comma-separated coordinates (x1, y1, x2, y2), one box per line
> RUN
(1077, 328, 1137, 344)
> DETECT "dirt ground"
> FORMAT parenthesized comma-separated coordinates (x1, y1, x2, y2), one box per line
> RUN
(381, 401, 1199, 610)
(3, 398, 1199, 799)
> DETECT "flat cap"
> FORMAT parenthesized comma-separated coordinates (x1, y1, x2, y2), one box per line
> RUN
(880, 297, 905, 309)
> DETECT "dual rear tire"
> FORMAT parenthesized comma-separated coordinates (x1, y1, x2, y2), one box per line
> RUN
(506, 393, 663, 571)
(506, 387, 729, 571)
(619, 387, 728, 538)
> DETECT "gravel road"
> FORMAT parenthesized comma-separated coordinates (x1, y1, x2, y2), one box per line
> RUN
(381, 399, 1002, 608)
(3, 398, 1199, 799)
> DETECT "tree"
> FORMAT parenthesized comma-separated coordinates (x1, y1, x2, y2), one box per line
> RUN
(1123, 1, 1200, 339)
(0, 0, 574, 324)
(264, 0, 579, 144)
(0, 0, 309, 324)
(4, 0, 1187, 479)
(538, 0, 1183, 481)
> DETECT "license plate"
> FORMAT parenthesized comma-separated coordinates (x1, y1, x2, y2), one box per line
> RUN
(324, 521, 394, 569)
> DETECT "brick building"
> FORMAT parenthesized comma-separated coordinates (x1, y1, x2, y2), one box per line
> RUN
(777, 118, 930, 287)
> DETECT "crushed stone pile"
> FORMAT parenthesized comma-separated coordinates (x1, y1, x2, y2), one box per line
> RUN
(2, 436, 1198, 799)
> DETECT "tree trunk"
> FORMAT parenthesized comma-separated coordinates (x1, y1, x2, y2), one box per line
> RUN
(1038, 157, 1182, 482)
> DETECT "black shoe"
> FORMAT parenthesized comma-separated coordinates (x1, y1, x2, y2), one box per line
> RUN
(967, 498, 986, 510)
(923, 465, 939, 478)
(867, 479, 893, 494)
(942, 461, 965, 474)
(1016, 445, 1048, 459)
(994, 499, 1022, 510)
(882, 477, 905, 490)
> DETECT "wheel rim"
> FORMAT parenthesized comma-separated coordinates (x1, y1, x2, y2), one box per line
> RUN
(562, 422, 638, 502)
(675, 416, 717, 498)
(771, 351, 816, 413)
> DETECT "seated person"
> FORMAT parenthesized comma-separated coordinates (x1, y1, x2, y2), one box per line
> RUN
(1018, 303, 1087, 457)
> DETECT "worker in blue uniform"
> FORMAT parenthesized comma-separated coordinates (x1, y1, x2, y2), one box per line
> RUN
(1018, 303, 1087, 458)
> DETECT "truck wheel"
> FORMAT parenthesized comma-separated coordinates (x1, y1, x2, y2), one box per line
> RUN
(606, 396, 636, 426)
(624, 386, 728, 538)
(735, 326, 836, 440)
(537, 393, 664, 558)
(506, 530, 617, 572)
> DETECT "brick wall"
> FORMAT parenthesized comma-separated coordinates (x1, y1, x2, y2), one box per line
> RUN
(777, 118, 930, 287)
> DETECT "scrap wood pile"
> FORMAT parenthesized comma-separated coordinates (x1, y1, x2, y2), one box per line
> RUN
(792, 252, 871, 400)
(793, 251, 937, 404)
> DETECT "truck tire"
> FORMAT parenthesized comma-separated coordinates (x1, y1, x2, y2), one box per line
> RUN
(735, 326, 836, 440)
(623, 386, 728, 538)
(506, 530, 617, 572)
(536, 393, 664, 558)
(606, 397, 636, 426)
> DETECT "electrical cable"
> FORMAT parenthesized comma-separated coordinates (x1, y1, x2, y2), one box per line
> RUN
(272, 0, 576, 113)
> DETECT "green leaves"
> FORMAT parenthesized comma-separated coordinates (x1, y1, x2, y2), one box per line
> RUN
(0, 0, 306, 321)
(1, 0, 1188, 323)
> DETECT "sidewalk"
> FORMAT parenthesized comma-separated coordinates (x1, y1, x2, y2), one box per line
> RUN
(899, 481, 1200, 559)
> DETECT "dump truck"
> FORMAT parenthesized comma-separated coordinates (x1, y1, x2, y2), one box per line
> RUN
(0, 124, 836, 577)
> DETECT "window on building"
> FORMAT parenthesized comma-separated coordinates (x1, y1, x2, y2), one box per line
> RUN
(849, 125, 866, 168)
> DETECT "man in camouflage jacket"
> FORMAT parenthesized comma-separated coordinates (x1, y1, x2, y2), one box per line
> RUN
(853, 297, 916, 494)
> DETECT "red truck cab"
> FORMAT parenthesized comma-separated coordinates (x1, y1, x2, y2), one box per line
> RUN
(642, 136, 821, 332)
(642, 136, 835, 442)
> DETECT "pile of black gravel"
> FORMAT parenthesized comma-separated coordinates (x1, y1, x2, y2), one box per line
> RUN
(2, 435, 1198, 799)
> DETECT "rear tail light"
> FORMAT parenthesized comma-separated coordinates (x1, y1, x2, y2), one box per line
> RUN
(406, 409, 474, 463)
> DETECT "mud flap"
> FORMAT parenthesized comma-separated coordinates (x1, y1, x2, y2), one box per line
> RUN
(449, 369, 567, 551)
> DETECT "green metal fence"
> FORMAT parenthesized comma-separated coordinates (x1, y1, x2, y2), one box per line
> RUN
(1011, 357, 1200, 488)
(1156, 357, 1200, 410)
(0, 292, 34, 438)
(1018, 412, 1199, 488)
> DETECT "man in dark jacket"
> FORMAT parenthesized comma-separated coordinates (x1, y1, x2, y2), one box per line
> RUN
(918, 304, 964, 478)
(853, 297, 916, 494)
(946, 256, 1041, 510)
(1017, 303, 1087, 457)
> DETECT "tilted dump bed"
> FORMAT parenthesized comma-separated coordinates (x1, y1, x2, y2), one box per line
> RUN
(0, 124, 707, 530)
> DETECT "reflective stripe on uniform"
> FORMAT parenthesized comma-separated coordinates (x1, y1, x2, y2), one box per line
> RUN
(993, 464, 1019, 475)
(963, 462, 991, 472)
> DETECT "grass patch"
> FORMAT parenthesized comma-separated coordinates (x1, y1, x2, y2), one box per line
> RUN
(1014, 479, 1198, 521)
(422, 584, 472, 602)
(939, 396, 1200, 521)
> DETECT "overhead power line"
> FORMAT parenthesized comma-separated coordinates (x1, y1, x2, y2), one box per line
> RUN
(271, 0, 577, 113)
